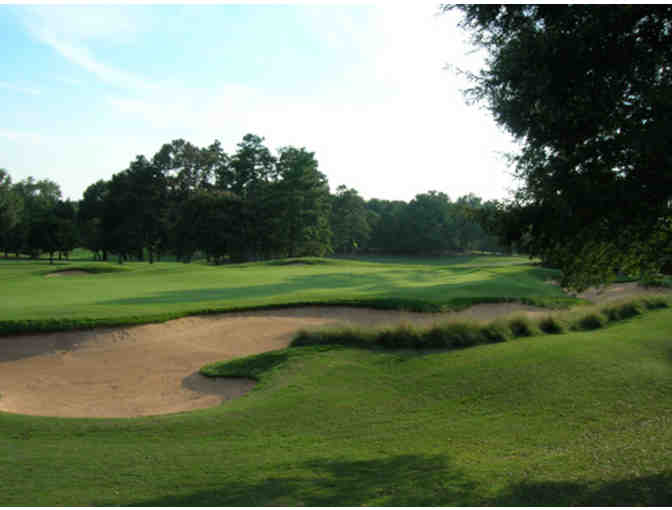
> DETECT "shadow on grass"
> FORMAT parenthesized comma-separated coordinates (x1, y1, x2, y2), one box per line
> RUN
(97, 272, 395, 305)
(131, 454, 481, 506)
(330, 254, 530, 267)
(180, 371, 256, 400)
(96, 268, 560, 307)
(130, 452, 672, 506)
(488, 472, 672, 506)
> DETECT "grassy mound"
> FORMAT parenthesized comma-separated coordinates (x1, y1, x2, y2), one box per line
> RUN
(4, 306, 672, 505)
(291, 297, 670, 351)
(0, 255, 581, 335)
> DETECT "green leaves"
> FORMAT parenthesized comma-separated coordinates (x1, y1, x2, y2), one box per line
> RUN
(454, 5, 672, 289)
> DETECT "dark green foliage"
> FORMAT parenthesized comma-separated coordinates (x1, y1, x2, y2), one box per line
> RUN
(479, 321, 512, 343)
(642, 297, 670, 310)
(272, 146, 332, 258)
(602, 302, 644, 322)
(573, 313, 608, 331)
(380, 324, 421, 348)
(538, 316, 565, 334)
(331, 185, 371, 255)
(507, 317, 536, 337)
(450, 5, 672, 289)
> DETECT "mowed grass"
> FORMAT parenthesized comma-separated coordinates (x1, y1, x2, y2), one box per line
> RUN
(0, 254, 576, 331)
(2, 309, 672, 505)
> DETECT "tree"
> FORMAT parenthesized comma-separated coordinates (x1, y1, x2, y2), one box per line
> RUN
(331, 185, 371, 254)
(449, 5, 672, 289)
(52, 200, 78, 260)
(79, 180, 109, 260)
(0, 169, 23, 256)
(12, 177, 61, 258)
(273, 147, 332, 257)
(174, 190, 244, 264)
(365, 198, 408, 254)
(403, 191, 455, 255)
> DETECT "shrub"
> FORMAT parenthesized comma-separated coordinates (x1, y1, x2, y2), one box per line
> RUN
(479, 321, 511, 343)
(538, 316, 565, 334)
(440, 323, 484, 348)
(642, 297, 669, 310)
(421, 326, 453, 348)
(574, 312, 607, 331)
(602, 301, 643, 322)
(508, 317, 536, 337)
(379, 324, 420, 348)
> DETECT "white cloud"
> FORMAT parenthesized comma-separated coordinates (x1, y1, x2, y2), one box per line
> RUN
(9, 4, 520, 202)
(20, 5, 157, 91)
(38, 33, 156, 91)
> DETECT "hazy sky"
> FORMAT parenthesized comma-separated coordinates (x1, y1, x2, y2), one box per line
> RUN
(1, 2, 521, 202)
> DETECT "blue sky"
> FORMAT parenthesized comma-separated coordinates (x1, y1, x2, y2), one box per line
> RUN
(1, 3, 520, 202)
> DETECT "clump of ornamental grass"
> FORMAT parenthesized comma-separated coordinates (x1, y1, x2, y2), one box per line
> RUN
(572, 312, 608, 331)
(507, 316, 538, 337)
(538, 316, 565, 334)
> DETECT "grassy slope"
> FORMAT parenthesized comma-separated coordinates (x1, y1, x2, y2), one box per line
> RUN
(2, 309, 672, 506)
(0, 255, 574, 330)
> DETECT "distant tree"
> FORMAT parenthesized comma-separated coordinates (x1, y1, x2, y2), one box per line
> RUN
(449, 4, 672, 289)
(79, 180, 110, 260)
(365, 199, 408, 254)
(175, 190, 244, 264)
(331, 186, 371, 254)
(403, 191, 455, 254)
(273, 147, 332, 257)
(52, 200, 78, 260)
(228, 134, 277, 197)
(12, 177, 62, 258)
(0, 169, 23, 257)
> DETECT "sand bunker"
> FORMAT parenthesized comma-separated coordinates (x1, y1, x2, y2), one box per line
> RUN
(576, 281, 670, 304)
(45, 270, 90, 277)
(1, 282, 669, 419)
(0, 303, 548, 419)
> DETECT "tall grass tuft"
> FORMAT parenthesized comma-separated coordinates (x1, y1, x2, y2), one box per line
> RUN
(602, 301, 643, 322)
(538, 316, 565, 334)
(291, 297, 671, 355)
(642, 297, 670, 310)
(507, 316, 537, 337)
(573, 312, 608, 331)
(479, 320, 512, 343)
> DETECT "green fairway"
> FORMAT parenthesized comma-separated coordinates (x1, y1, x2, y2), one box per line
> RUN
(2, 308, 672, 505)
(0, 255, 575, 332)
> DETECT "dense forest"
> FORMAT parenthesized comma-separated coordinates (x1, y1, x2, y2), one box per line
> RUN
(0, 134, 508, 264)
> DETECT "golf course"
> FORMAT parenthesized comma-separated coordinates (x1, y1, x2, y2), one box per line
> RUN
(2, 253, 672, 505)
(2, 3, 672, 506)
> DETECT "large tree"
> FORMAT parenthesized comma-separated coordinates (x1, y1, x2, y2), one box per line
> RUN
(450, 5, 672, 289)
(273, 146, 332, 257)
(79, 180, 109, 260)
(12, 177, 61, 258)
(331, 185, 371, 254)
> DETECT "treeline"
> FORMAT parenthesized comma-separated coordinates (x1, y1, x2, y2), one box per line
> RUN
(0, 134, 507, 264)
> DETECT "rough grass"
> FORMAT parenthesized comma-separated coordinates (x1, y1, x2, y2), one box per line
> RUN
(291, 297, 671, 351)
